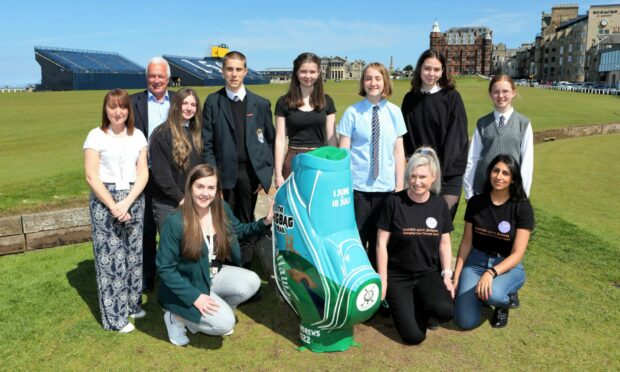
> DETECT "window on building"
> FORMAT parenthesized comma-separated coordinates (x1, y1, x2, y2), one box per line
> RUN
(559, 57, 563, 65)
(560, 46, 564, 54)
(568, 44, 572, 53)
(568, 55, 572, 63)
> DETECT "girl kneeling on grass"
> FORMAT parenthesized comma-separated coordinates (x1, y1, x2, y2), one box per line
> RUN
(156, 164, 273, 346)
(453, 154, 534, 329)
(376, 147, 455, 345)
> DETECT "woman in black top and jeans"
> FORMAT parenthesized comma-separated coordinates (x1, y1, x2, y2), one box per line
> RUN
(274, 52, 337, 188)
(453, 154, 534, 329)
(376, 147, 454, 344)
(149, 88, 203, 232)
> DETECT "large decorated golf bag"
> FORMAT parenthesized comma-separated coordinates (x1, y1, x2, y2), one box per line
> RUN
(272, 147, 381, 352)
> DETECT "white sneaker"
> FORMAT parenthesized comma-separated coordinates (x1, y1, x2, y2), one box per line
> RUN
(118, 322, 135, 334)
(129, 308, 146, 319)
(223, 328, 234, 336)
(164, 311, 189, 346)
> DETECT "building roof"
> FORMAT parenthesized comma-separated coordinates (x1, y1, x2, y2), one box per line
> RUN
(556, 14, 588, 31)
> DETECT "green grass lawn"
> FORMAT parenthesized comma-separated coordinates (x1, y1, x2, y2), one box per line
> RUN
(1, 80, 620, 369)
(1, 78, 618, 215)
(1, 205, 618, 370)
(532, 134, 620, 248)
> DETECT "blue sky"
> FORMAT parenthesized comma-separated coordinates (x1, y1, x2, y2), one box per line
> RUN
(0, 0, 611, 86)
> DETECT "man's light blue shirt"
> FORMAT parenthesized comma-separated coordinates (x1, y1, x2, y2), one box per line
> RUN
(337, 98, 407, 192)
(147, 90, 171, 138)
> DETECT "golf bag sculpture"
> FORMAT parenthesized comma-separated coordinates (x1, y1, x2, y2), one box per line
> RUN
(273, 147, 381, 352)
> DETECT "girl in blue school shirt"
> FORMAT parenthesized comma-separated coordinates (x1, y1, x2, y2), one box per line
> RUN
(338, 62, 407, 268)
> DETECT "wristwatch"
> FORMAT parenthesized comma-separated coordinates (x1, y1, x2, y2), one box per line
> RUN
(441, 269, 453, 278)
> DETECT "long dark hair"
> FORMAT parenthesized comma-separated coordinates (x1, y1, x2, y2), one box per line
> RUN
(284, 52, 325, 111)
(411, 49, 455, 92)
(153, 88, 202, 170)
(483, 154, 528, 201)
(181, 165, 231, 261)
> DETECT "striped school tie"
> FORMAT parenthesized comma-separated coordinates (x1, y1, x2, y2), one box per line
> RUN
(371, 105, 380, 179)
(498, 115, 505, 130)
(233, 95, 240, 102)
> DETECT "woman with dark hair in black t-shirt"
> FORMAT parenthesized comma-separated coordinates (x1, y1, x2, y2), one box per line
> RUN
(376, 147, 455, 345)
(274, 52, 337, 188)
(453, 154, 534, 329)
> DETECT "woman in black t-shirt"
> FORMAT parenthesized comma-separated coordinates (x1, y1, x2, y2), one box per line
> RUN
(376, 147, 455, 345)
(453, 154, 534, 329)
(274, 52, 337, 188)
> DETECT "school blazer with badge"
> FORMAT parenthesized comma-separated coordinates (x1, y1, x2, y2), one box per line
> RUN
(202, 88, 275, 191)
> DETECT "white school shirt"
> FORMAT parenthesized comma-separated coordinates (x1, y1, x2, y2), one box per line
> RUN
(463, 108, 534, 199)
(83, 127, 147, 187)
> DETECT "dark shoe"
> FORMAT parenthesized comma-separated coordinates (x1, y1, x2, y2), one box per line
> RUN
(426, 317, 439, 330)
(508, 292, 520, 309)
(491, 307, 509, 328)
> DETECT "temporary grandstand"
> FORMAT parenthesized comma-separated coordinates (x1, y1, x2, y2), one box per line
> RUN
(164, 55, 269, 86)
(34, 46, 144, 91)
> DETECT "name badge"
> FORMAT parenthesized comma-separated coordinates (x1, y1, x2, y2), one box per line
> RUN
(115, 181, 130, 191)
(257, 128, 265, 143)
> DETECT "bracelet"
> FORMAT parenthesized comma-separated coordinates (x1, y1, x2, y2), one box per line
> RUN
(488, 267, 498, 278)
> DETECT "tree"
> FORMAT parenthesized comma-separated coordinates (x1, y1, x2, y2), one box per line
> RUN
(403, 64, 414, 72)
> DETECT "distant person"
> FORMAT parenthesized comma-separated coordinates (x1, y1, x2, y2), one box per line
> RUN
(83, 89, 149, 333)
(463, 74, 533, 201)
(338, 62, 407, 267)
(157, 164, 273, 346)
(401, 49, 468, 221)
(274, 52, 337, 188)
(453, 154, 534, 329)
(131, 57, 175, 292)
(202, 51, 275, 280)
(149, 88, 203, 232)
(376, 147, 454, 344)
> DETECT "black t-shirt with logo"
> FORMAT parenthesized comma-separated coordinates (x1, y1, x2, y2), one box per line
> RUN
(377, 191, 453, 273)
(465, 194, 535, 257)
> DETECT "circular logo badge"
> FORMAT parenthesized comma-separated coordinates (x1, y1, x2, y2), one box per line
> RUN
(356, 283, 380, 311)
(498, 221, 511, 234)
(426, 217, 438, 229)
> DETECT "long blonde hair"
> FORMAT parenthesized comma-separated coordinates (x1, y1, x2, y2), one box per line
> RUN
(159, 88, 202, 170)
(181, 165, 231, 261)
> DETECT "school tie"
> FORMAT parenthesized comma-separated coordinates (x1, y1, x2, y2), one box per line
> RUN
(233, 95, 240, 102)
(371, 105, 380, 179)
(498, 115, 505, 130)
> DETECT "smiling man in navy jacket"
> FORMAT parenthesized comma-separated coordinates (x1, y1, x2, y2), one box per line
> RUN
(131, 57, 175, 292)
(202, 51, 274, 284)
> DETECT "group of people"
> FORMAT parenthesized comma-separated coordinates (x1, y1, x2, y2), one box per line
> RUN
(83, 48, 535, 347)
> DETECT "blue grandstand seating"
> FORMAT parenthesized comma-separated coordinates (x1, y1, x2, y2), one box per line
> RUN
(164, 55, 267, 83)
(34, 47, 143, 73)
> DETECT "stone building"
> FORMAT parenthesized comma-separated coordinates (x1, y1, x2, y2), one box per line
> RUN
(320, 56, 365, 80)
(429, 21, 493, 76)
(531, 3, 620, 83)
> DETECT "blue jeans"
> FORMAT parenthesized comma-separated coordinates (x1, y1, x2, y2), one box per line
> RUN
(455, 248, 525, 330)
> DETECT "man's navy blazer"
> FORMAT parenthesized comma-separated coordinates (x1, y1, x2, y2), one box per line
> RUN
(202, 88, 275, 191)
(131, 89, 176, 140)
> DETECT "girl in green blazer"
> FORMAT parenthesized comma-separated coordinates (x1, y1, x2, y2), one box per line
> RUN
(157, 164, 273, 346)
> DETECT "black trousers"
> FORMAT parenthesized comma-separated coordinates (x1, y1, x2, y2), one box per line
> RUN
(353, 190, 391, 269)
(223, 164, 260, 266)
(386, 269, 454, 345)
(142, 181, 158, 288)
